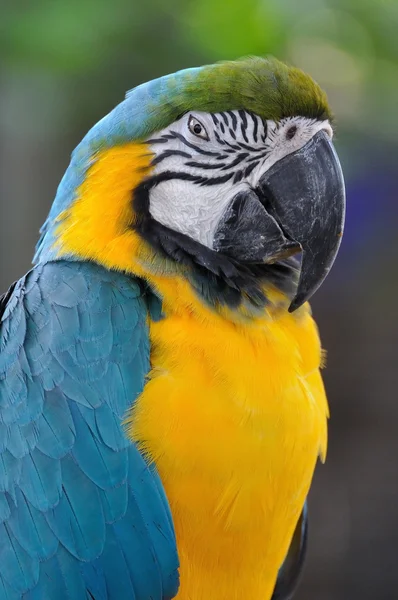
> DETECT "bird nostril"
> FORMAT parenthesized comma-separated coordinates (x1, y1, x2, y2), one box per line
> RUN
(286, 125, 297, 141)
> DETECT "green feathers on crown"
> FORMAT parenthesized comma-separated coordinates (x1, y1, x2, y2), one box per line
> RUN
(138, 56, 332, 137)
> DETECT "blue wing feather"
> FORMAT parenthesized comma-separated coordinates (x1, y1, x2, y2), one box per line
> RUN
(70, 402, 128, 489)
(19, 450, 62, 511)
(91, 526, 137, 600)
(35, 390, 75, 459)
(7, 488, 58, 561)
(111, 491, 163, 600)
(46, 453, 106, 561)
(0, 575, 20, 600)
(0, 260, 179, 599)
(99, 482, 128, 525)
(0, 523, 39, 594)
(0, 494, 11, 524)
(23, 555, 66, 600)
(95, 402, 128, 451)
(81, 560, 108, 600)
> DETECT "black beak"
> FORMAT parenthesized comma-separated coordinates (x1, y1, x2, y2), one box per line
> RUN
(258, 130, 345, 311)
(213, 130, 345, 311)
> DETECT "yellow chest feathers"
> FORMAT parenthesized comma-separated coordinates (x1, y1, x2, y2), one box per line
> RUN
(129, 300, 328, 600)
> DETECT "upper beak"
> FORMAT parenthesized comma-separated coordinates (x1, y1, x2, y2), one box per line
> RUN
(258, 130, 346, 311)
(213, 130, 345, 311)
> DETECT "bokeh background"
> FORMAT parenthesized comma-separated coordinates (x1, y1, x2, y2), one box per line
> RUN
(1, 0, 397, 598)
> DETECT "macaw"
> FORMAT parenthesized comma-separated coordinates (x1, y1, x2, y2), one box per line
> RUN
(0, 57, 345, 600)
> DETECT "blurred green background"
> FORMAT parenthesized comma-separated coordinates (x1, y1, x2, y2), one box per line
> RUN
(1, 0, 397, 598)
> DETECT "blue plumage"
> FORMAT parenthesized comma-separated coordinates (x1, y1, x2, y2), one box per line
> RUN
(0, 260, 179, 599)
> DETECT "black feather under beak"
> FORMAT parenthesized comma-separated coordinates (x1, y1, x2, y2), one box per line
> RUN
(214, 130, 345, 312)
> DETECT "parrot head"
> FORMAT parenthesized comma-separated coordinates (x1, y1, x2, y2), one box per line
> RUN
(36, 57, 345, 313)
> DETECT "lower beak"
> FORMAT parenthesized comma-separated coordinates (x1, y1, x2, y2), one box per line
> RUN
(213, 130, 345, 311)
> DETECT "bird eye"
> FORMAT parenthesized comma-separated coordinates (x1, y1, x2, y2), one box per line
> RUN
(188, 116, 209, 140)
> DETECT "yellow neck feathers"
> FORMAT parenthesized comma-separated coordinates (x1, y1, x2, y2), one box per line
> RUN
(54, 142, 153, 275)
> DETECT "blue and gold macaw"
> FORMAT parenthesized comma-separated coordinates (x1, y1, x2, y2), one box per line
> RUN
(0, 57, 345, 600)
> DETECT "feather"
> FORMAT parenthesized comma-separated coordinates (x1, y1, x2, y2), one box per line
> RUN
(95, 401, 129, 452)
(55, 544, 88, 599)
(49, 304, 80, 353)
(16, 379, 44, 426)
(99, 482, 128, 525)
(23, 556, 65, 600)
(35, 390, 75, 459)
(39, 354, 66, 391)
(7, 487, 58, 560)
(0, 493, 11, 524)
(91, 525, 137, 600)
(61, 374, 101, 408)
(45, 453, 105, 561)
(80, 561, 107, 600)
(70, 402, 128, 490)
(19, 449, 61, 512)
(111, 491, 163, 600)
(48, 274, 88, 308)
(0, 575, 20, 600)
(0, 451, 21, 494)
(0, 523, 39, 594)
(6, 425, 29, 460)
(78, 307, 112, 344)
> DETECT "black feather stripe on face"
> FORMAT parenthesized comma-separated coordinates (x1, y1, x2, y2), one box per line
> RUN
(149, 110, 271, 178)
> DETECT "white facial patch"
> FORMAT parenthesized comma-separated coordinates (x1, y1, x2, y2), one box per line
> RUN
(146, 111, 332, 248)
